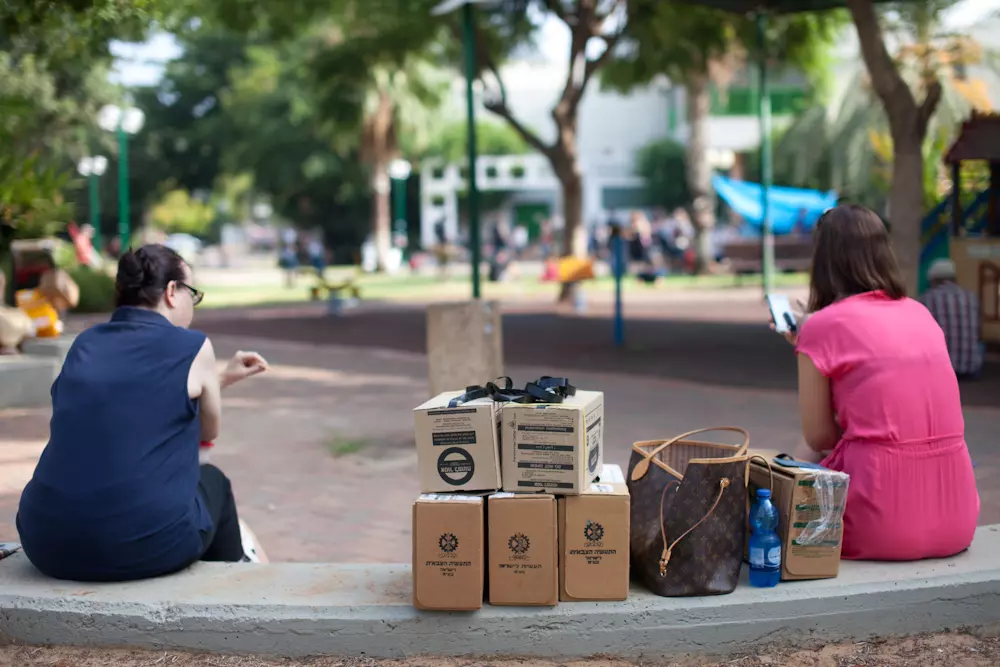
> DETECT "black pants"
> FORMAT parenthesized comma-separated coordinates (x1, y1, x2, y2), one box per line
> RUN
(198, 464, 245, 562)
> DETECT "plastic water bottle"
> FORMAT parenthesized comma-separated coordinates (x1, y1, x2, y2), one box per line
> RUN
(748, 488, 781, 588)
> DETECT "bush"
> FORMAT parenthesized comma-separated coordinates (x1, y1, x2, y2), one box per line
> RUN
(634, 138, 689, 211)
(68, 265, 115, 313)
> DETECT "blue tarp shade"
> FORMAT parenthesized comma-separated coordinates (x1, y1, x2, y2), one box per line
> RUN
(712, 174, 838, 235)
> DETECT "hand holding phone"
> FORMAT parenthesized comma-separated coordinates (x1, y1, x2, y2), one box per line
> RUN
(766, 294, 809, 345)
(766, 294, 797, 334)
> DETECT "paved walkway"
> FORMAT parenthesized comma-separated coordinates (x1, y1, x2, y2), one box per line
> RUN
(1, 288, 997, 562)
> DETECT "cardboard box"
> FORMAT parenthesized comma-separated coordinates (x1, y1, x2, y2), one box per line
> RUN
(749, 451, 850, 581)
(500, 390, 605, 494)
(414, 392, 502, 493)
(488, 493, 558, 606)
(558, 464, 630, 602)
(412, 494, 485, 611)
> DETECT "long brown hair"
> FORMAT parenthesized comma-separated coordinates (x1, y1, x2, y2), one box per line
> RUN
(808, 204, 906, 312)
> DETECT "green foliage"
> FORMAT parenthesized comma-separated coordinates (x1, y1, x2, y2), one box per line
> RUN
(67, 265, 116, 313)
(149, 189, 217, 236)
(635, 138, 690, 212)
(0, 51, 105, 238)
(213, 29, 373, 247)
(423, 120, 529, 163)
(0, 154, 75, 239)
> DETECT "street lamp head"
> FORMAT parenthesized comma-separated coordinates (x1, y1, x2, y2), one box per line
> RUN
(92, 156, 109, 176)
(98, 104, 123, 132)
(77, 157, 94, 177)
(388, 159, 413, 180)
(98, 105, 145, 134)
(122, 108, 145, 135)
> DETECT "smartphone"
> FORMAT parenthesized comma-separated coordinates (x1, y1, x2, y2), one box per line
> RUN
(766, 294, 798, 334)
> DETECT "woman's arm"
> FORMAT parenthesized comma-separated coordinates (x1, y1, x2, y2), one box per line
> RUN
(190, 338, 222, 443)
(797, 352, 840, 453)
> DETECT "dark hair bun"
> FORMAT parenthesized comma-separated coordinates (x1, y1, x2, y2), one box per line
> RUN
(114, 244, 187, 308)
(116, 250, 146, 291)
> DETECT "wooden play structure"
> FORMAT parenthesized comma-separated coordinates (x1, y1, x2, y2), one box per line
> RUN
(931, 112, 1000, 343)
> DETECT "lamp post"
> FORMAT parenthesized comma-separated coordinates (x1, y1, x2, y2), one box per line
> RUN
(388, 159, 412, 256)
(77, 156, 108, 250)
(432, 0, 499, 300)
(98, 104, 145, 253)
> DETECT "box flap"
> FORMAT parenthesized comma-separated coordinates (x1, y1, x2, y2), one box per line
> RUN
(415, 391, 495, 412)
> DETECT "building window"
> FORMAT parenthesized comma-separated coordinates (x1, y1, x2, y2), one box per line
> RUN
(709, 86, 808, 117)
(601, 187, 653, 210)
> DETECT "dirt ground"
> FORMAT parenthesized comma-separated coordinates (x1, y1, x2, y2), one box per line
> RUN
(2, 630, 998, 667)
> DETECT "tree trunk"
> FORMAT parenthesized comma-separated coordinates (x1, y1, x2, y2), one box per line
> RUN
(846, 0, 941, 296)
(552, 117, 583, 258)
(685, 73, 715, 273)
(889, 131, 925, 295)
(551, 115, 585, 304)
(366, 90, 396, 272)
(371, 167, 392, 272)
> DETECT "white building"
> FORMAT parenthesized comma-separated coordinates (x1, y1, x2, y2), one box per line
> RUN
(420, 12, 1000, 248)
(419, 52, 795, 247)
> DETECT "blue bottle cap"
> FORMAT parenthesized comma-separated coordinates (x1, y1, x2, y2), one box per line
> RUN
(756, 488, 771, 499)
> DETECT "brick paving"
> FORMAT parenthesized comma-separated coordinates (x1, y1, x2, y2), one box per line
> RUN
(1, 287, 997, 563)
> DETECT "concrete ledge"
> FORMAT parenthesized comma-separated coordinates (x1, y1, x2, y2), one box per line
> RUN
(0, 356, 57, 409)
(2, 525, 999, 660)
(21, 335, 75, 367)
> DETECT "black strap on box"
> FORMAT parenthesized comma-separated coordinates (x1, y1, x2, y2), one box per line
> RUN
(447, 376, 576, 408)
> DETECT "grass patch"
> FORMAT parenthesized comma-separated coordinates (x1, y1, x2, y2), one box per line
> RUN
(327, 436, 367, 458)
(195, 268, 809, 310)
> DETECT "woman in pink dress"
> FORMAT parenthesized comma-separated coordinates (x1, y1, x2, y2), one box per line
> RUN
(785, 204, 979, 561)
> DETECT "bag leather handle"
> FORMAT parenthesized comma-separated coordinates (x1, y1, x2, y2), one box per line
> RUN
(631, 426, 750, 482)
(659, 477, 731, 577)
(749, 454, 774, 492)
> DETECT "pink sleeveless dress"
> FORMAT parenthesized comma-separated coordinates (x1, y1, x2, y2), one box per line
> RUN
(796, 291, 980, 561)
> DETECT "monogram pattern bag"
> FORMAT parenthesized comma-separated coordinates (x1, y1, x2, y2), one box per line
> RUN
(627, 427, 750, 597)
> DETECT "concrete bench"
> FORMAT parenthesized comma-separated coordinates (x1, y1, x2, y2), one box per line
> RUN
(21, 336, 75, 367)
(1, 524, 998, 660)
(0, 355, 57, 409)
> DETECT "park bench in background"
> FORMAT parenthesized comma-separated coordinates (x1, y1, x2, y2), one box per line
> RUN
(724, 236, 813, 283)
(309, 273, 360, 316)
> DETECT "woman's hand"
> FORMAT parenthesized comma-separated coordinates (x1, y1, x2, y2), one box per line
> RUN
(769, 298, 810, 345)
(221, 351, 269, 389)
(792, 441, 824, 464)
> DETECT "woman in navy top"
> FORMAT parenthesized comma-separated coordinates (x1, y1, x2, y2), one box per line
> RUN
(16, 244, 268, 581)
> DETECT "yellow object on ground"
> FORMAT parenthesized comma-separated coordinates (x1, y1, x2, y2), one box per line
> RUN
(15, 289, 62, 338)
(557, 257, 595, 283)
(13, 268, 80, 339)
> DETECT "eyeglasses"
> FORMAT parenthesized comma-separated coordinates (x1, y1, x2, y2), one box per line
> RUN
(176, 281, 204, 306)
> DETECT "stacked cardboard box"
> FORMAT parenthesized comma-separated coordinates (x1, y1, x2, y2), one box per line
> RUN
(410, 384, 630, 610)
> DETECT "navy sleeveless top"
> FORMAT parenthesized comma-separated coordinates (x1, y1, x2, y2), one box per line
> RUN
(17, 307, 212, 581)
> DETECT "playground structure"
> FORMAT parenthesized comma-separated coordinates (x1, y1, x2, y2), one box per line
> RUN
(920, 112, 1000, 344)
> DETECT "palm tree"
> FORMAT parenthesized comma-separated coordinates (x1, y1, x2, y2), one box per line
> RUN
(353, 63, 445, 270)
(311, 33, 447, 271)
